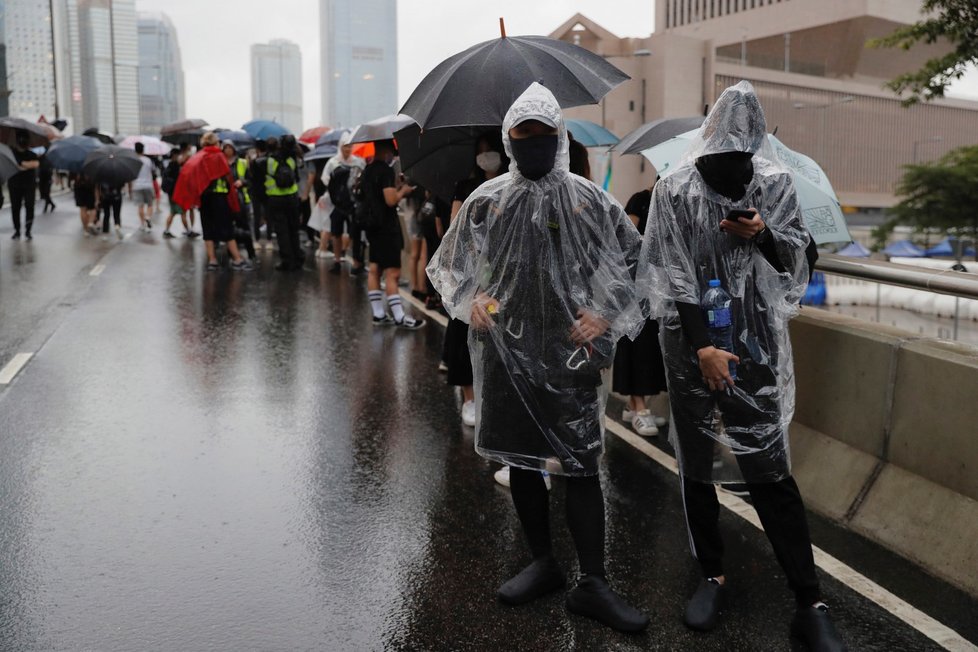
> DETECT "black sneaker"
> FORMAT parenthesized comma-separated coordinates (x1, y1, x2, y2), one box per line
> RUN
(206, 262, 220, 272)
(791, 604, 847, 651)
(230, 260, 253, 271)
(372, 315, 395, 327)
(11, 232, 20, 240)
(163, 230, 175, 239)
(25, 232, 32, 241)
(684, 578, 725, 631)
(566, 575, 649, 633)
(498, 556, 565, 606)
(395, 317, 426, 330)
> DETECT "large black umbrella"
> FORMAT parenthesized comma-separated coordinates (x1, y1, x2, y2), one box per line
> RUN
(612, 116, 705, 155)
(81, 146, 142, 185)
(394, 124, 494, 203)
(46, 135, 103, 173)
(400, 31, 628, 129)
(0, 117, 50, 148)
(161, 118, 208, 145)
(0, 144, 21, 182)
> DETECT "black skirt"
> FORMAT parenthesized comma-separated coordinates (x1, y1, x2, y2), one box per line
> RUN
(199, 192, 234, 242)
(612, 319, 668, 396)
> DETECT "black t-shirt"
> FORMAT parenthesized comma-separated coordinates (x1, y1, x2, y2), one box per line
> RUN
(361, 161, 399, 233)
(624, 189, 652, 235)
(453, 176, 485, 204)
(10, 148, 39, 189)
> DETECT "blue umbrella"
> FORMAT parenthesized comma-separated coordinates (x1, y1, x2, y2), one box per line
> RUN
(837, 241, 870, 257)
(45, 135, 103, 173)
(242, 119, 290, 140)
(565, 118, 619, 147)
(215, 129, 256, 152)
(315, 128, 348, 148)
(882, 240, 925, 258)
(304, 144, 339, 162)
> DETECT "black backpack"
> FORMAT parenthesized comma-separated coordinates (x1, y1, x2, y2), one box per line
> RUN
(161, 161, 180, 195)
(327, 165, 354, 210)
(270, 155, 297, 189)
(353, 167, 382, 230)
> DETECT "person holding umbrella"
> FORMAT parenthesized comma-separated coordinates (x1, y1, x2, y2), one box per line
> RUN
(8, 130, 41, 240)
(428, 82, 647, 633)
(636, 81, 846, 650)
(173, 132, 250, 271)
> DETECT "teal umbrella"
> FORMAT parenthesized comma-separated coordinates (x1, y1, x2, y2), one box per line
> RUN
(640, 130, 851, 244)
(564, 118, 619, 147)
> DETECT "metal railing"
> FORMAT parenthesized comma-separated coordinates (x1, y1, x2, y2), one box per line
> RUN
(817, 253, 978, 300)
(816, 253, 978, 340)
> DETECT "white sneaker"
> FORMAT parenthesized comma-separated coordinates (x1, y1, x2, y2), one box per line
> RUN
(631, 410, 659, 437)
(493, 466, 510, 488)
(621, 408, 634, 421)
(115, 226, 123, 240)
(461, 400, 476, 427)
(437, 361, 449, 373)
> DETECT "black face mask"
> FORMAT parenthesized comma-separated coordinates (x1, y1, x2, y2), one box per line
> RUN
(509, 134, 559, 181)
(695, 151, 754, 201)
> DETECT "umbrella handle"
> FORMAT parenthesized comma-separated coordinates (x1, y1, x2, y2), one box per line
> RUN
(499, 17, 506, 38)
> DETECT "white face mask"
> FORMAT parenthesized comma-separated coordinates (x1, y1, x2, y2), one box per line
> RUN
(476, 151, 502, 173)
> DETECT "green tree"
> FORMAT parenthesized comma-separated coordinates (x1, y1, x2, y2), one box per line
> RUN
(869, 0, 978, 105)
(873, 145, 978, 258)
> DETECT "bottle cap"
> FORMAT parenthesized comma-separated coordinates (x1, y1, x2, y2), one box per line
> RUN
(708, 279, 721, 288)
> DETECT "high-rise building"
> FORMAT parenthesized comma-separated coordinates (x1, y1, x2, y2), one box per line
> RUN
(2, 0, 71, 121)
(251, 39, 303, 134)
(319, 0, 397, 128)
(75, 0, 139, 135)
(137, 13, 185, 135)
(0, 2, 8, 117)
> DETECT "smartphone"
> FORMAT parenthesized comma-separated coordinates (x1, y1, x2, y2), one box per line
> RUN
(724, 209, 755, 223)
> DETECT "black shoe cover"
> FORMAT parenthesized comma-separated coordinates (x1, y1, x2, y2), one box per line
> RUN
(566, 575, 649, 633)
(791, 605, 847, 652)
(684, 578, 725, 631)
(497, 556, 565, 605)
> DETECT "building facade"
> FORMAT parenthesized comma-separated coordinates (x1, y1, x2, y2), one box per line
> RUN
(319, 0, 397, 128)
(2, 0, 71, 122)
(137, 12, 185, 135)
(554, 1, 978, 209)
(74, 0, 139, 135)
(251, 39, 303, 134)
(0, 2, 8, 117)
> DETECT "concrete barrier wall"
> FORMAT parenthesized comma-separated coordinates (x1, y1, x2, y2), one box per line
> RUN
(788, 308, 978, 598)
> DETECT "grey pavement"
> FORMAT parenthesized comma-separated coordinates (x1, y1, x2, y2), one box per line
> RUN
(1, 199, 976, 651)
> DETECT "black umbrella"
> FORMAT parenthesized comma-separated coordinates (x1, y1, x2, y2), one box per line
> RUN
(400, 27, 628, 129)
(82, 127, 117, 145)
(612, 116, 705, 155)
(0, 143, 21, 182)
(349, 114, 415, 144)
(161, 118, 208, 145)
(304, 144, 338, 162)
(394, 124, 494, 203)
(81, 145, 142, 185)
(46, 135, 103, 173)
(315, 128, 349, 148)
(0, 117, 50, 147)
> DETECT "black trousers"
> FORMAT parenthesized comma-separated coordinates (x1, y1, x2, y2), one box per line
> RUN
(682, 475, 821, 606)
(101, 197, 122, 233)
(420, 216, 441, 296)
(10, 184, 36, 234)
(509, 468, 606, 577)
(266, 195, 303, 268)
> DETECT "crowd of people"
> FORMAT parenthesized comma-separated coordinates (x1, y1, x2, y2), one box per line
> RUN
(3, 78, 843, 650)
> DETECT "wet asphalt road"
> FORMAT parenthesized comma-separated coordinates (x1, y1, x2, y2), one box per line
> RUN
(1, 200, 976, 651)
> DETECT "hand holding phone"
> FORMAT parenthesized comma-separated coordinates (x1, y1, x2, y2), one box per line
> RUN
(720, 208, 765, 239)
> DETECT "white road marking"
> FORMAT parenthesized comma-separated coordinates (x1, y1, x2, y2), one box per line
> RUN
(0, 353, 34, 385)
(90, 264, 106, 276)
(604, 419, 977, 652)
(407, 293, 976, 650)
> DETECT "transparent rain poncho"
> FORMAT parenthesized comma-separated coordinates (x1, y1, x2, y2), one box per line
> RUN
(637, 81, 811, 484)
(427, 83, 644, 476)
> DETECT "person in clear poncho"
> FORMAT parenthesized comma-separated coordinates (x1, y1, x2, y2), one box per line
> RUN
(427, 82, 648, 633)
(638, 81, 846, 650)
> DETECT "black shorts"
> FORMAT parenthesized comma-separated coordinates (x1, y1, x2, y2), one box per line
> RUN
(199, 192, 234, 242)
(367, 229, 403, 270)
(330, 207, 351, 236)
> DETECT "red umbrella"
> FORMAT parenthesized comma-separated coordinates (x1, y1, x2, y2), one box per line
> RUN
(173, 145, 239, 212)
(299, 126, 331, 144)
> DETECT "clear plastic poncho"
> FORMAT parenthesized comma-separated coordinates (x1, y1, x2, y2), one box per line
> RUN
(427, 83, 644, 476)
(637, 80, 810, 484)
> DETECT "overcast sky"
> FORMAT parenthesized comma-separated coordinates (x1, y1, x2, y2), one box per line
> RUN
(136, 0, 978, 130)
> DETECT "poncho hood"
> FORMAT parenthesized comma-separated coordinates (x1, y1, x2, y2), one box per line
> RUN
(501, 82, 570, 181)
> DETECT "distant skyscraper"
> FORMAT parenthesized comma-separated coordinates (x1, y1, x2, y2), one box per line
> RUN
(2, 0, 71, 121)
(251, 39, 303, 134)
(0, 3, 8, 117)
(76, 0, 139, 135)
(319, 0, 398, 128)
(137, 13, 185, 134)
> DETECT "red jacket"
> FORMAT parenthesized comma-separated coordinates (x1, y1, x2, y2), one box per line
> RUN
(172, 146, 240, 212)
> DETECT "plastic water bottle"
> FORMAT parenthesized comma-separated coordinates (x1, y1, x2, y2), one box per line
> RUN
(701, 279, 737, 380)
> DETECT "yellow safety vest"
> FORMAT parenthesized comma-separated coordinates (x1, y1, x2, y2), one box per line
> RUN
(265, 156, 298, 196)
(210, 176, 229, 194)
(234, 158, 251, 204)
